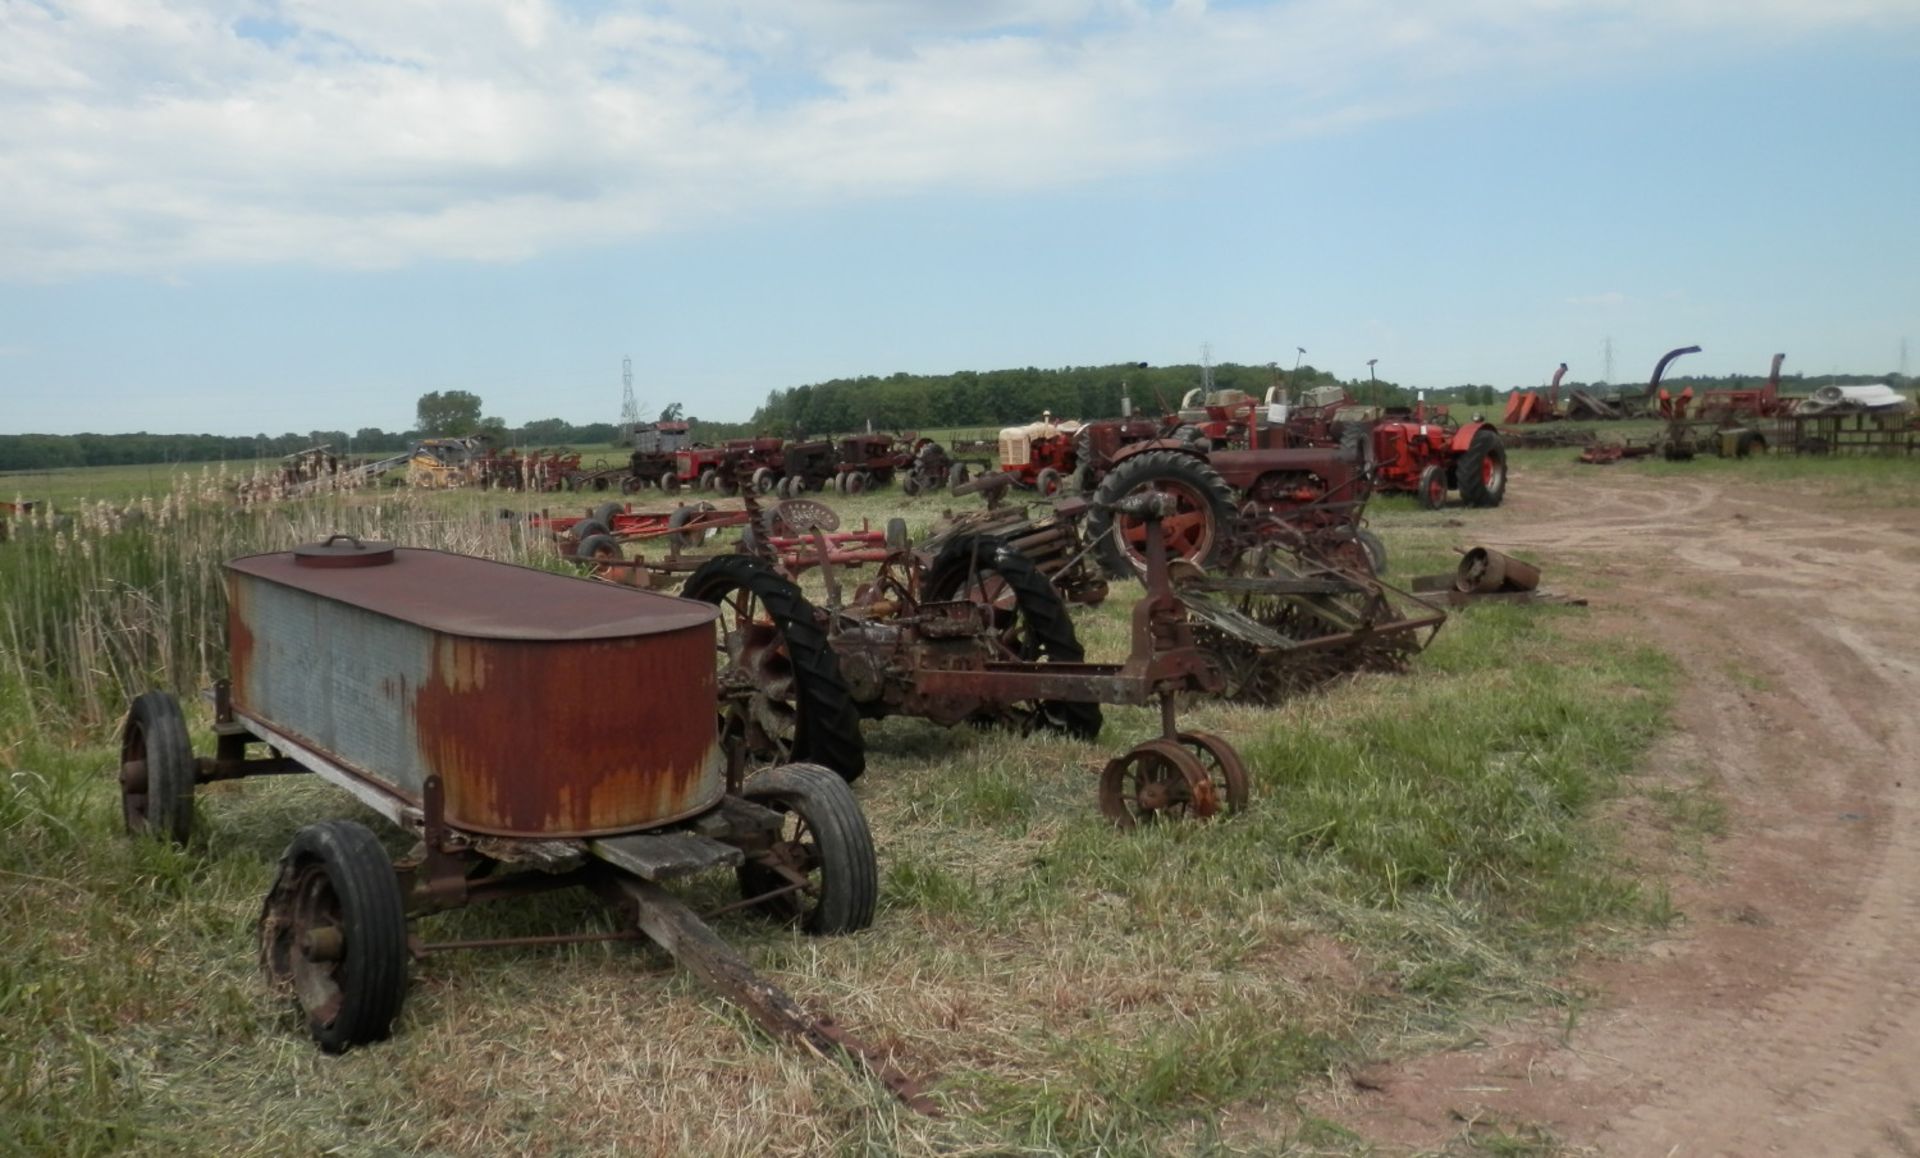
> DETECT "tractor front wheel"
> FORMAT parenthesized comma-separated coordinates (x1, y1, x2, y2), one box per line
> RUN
(1416, 465, 1447, 511)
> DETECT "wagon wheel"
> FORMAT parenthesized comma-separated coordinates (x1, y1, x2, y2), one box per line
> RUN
(667, 501, 720, 548)
(733, 763, 876, 935)
(683, 556, 865, 781)
(1172, 731, 1250, 815)
(120, 691, 196, 844)
(1086, 451, 1239, 578)
(258, 820, 409, 1052)
(1099, 738, 1219, 829)
(921, 534, 1102, 740)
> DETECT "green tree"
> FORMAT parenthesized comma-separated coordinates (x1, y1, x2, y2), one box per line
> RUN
(415, 390, 484, 437)
(658, 402, 685, 423)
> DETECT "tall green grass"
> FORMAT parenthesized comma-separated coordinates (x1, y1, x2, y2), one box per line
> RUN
(0, 472, 550, 743)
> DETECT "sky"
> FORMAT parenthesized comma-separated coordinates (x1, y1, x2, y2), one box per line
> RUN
(1, 0, 1916, 437)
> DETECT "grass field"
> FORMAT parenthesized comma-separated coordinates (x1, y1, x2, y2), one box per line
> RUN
(0, 456, 1707, 1155)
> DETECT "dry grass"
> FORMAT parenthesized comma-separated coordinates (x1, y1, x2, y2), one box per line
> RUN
(0, 466, 1688, 1156)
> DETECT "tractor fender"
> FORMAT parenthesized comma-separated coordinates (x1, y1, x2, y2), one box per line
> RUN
(1449, 421, 1493, 454)
(1105, 438, 1201, 469)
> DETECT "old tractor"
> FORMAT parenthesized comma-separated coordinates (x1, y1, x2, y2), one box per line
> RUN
(683, 497, 1253, 826)
(997, 416, 1084, 495)
(833, 433, 911, 493)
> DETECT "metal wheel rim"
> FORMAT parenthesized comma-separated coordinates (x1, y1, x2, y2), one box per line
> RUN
(715, 586, 801, 765)
(262, 860, 351, 1031)
(1099, 740, 1218, 828)
(1116, 480, 1214, 566)
(119, 721, 151, 832)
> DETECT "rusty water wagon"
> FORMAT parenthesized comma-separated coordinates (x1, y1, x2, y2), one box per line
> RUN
(117, 537, 925, 1106)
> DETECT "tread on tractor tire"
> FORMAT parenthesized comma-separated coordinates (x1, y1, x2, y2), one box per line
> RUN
(922, 533, 1103, 740)
(734, 763, 877, 935)
(258, 819, 409, 1053)
(1457, 428, 1508, 508)
(682, 555, 866, 782)
(1085, 450, 1239, 578)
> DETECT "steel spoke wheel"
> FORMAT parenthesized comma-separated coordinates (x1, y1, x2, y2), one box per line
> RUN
(735, 764, 876, 935)
(259, 820, 409, 1053)
(1173, 731, 1250, 815)
(1099, 738, 1219, 828)
(120, 691, 196, 844)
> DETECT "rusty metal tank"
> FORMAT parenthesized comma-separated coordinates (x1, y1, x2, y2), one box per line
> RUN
(226, 540, 723, 839)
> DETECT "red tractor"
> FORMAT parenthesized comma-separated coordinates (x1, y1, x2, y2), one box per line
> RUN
(1364, 411, 1508, 511)
(1262, 388, 1508, 511)
(996, 416, 1082, 495)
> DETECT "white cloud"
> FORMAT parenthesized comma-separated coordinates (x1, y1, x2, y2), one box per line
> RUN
(0, 0, 1913, 278)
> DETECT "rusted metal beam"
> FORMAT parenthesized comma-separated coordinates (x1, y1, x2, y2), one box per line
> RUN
(600, 874, 941, 1116)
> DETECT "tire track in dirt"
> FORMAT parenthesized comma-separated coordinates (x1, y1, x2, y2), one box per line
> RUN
(1322, 466, 1920, 1155)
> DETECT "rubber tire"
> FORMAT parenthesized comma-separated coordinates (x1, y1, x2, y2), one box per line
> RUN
(122, 691, 196, 845)
(901, 475, 921, 497)
(682, 556, 866, 781)
(752, 467, 775, 494)
(950, 463, 970, 492)
(1457, 428, 1508, 508)
(698, 469, 718, 492)
(735, 764, 877, 935)
(1035, 467, 1062, 497)
(574, 533, 621, 562)
(1356, 529, 1388, 576)
(591, 501, 622, 527)
(885, 517, 910, 551)
(845, 472, 866, 495)
(1085, 450, 1239, 578)
(922, 534, 1103, 740)
(1416, 464, 1447, 511)
(662, 473, 681, 494)
(619, 475, 641, 495)
(570, 518, 610, 543)
(260, 820, 409, 1053)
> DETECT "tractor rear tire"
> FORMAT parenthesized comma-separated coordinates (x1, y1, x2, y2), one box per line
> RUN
(1457, 429, 1508, 508)
(1085, 450, 1239, 578)
(682, 556, 866, 782)
(923, 534, 1103, 741)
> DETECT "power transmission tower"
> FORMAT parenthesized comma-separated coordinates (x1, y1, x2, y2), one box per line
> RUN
(1602, 336, 1615, 384)
(1200, 342, 1214, 394)
(619, 355, 641, 445)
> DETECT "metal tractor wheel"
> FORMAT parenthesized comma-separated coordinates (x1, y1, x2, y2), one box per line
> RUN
(1099, 738, 1221, 829)
(120, 691, 196, 844)
(258, 819, 409, 1053)
(1416, 465, 1448, 511)
(1457, 429, 1508, 508)
(922, 533, 1102, 740)
(1035, 467, 1063, 497)
(682, 556, 866, 782)
(1085, 451, 1239, 578)
(733, 763, 877, 935)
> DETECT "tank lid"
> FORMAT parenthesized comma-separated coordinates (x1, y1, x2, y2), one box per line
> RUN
(294, 535, 396, 568)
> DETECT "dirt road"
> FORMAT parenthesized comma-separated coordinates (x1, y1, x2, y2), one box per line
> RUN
(1330, 467, 1920, 1155)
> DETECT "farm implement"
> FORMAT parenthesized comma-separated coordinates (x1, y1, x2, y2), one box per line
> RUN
(116, 537, 933, 1109)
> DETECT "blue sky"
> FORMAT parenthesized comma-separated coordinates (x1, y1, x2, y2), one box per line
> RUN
(1, 0, 1915, 436)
